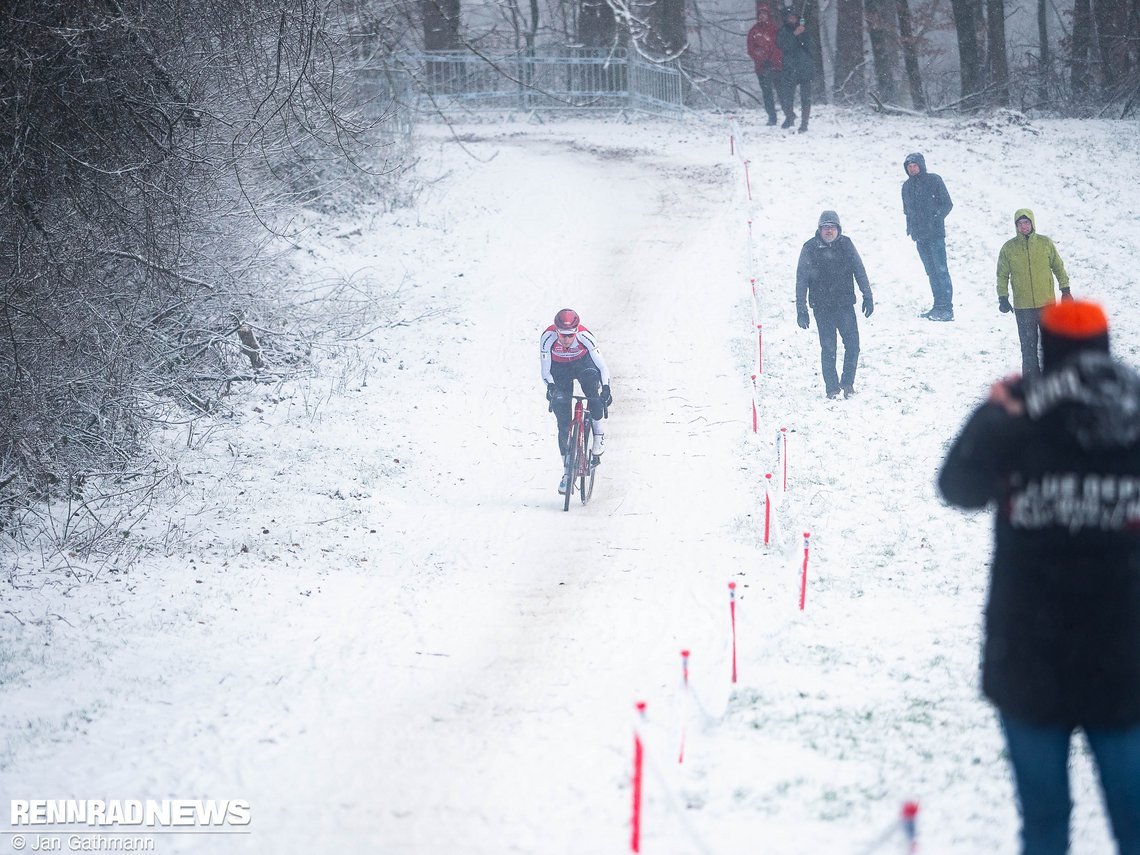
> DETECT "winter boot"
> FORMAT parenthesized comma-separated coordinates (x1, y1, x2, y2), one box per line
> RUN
(798, 106, 810, 133)
(781, 113, 796, 129)
(558, 455, 570, 494)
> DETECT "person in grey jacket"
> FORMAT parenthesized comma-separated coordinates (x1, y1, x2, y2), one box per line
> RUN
(795, 210, 874, 398)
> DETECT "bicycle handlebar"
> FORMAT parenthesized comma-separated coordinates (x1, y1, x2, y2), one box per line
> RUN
(547, 392, 609, 418)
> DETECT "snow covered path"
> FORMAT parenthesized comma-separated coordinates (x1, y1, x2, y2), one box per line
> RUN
(5, 111, 1139, 854)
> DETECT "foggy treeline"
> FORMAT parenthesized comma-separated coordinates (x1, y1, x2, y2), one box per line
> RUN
(364, 0, 1140, 113)
(1, 0, 1134, 534)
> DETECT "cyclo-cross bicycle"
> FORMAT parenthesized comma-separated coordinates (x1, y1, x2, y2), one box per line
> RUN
(561, 394, 607, 512)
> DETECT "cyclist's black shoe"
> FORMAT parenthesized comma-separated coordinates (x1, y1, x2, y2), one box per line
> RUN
(842, 384, 856, 398)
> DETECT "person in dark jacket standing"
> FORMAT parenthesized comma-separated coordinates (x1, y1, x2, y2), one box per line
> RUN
(997, 208, 1073, 378)
(795, 210, 873, 399)
(938, 300, 1140, 855)
(901, 152, 955, 322)
(776, 5, 814, 132)
(746, 4, 785, 125)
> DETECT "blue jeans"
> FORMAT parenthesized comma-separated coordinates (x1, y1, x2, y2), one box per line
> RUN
(1001, 713, 1140, 854)
(914, 236, 953, 311)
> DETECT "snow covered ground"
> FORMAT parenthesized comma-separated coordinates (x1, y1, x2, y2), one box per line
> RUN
(3, 106, 1139, 854)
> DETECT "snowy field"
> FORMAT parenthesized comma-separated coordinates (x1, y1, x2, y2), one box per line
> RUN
(3, 106, 1140, 854)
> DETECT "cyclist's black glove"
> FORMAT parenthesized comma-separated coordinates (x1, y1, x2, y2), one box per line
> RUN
(546, 382, 555, 402)
(797, 306, 810, 329)
(998, 296, 1013, 314)
(601, 385, 613, 407)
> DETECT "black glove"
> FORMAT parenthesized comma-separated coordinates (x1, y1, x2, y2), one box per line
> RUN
(1060, 288, 1074, 303)
(998, 295, 1013, 313)
(601, 385, 613, 407)
(546, 382, 555, 402)
(796, 306, 810, 329)
(862, 294, 874, 317)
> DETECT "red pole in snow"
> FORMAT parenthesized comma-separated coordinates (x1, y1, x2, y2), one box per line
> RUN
(678, 650, 690, 764)
(728, 582, 738, 683)
(756, 324, 763, 374)
(901, 801, 919, 852)
(631, 701, 647, 853)
(763, 473, 772, 546)
(743, 160, 752, 200)
(730, 134, 735, 156)
(799, 532, 811, 611)
(751, 374, 758, 433)
(750, 277, 757, 299)
(781, 427, 788, 491)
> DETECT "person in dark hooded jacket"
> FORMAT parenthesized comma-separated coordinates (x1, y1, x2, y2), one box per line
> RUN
(901, 152, 955, 321)
(795, 210, 873, 399)
(938, 299, 1140, 855)
(776, 5, 814, 132)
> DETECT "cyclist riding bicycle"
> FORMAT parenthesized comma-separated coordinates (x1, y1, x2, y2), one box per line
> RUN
(540, 308, 613, 494)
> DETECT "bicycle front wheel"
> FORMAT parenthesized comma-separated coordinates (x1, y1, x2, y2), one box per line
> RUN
(579, 427, 595, 505)
(563, 421, 580, 512)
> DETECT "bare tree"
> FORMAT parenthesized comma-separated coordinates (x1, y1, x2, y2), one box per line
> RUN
(834, 0, 867, 101)
(0, 1, 391, 516)
(895, 0, 927, 108)
(1067, 0, 1094, 101)
(986, 0, 1009, 105)
(866, 0, 900, 101)
(949, 0, 982, 106)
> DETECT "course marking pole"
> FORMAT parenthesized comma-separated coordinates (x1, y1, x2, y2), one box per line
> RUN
(678, 649, 690, 764)
(799, 532, 811, 611)
(631, 701, 647, 853)
(728, 582, 738, 683)
(780, 427, 788, 491)
(751, 374, 758, 433)
(756, 324, 763, 374)
(902, 801, 919, 853)
(743, 160, 752, 200)
(763, 473, 772, 546)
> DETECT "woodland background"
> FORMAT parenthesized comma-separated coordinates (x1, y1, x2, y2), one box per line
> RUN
(1, 0, 1136, 545)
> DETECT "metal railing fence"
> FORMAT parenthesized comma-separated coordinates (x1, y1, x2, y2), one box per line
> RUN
(357, 49, 685, 118)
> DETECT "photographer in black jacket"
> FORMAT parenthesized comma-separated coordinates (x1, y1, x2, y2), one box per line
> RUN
(939, 299, 1140, 855)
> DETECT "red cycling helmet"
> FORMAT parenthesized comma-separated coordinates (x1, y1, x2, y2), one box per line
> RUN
(554, 308, 580, 334)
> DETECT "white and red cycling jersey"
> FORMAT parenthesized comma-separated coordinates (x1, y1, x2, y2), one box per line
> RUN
(539, 325, 611, 386)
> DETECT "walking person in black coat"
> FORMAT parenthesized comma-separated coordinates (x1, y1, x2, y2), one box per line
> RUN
(901, 152, 955, 321)
(795, 210, 874, 399)
(776, 5, 814, 132)
(938, 299, 1140, 855)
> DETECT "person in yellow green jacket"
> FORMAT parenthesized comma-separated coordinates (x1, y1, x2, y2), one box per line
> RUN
(996, 209, 1073, 377)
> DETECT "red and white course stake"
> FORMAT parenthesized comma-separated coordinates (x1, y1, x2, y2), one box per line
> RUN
(728, 582, 738, 683)
(763, 473, 773, 546)
(678, 649, 690, 764)
(799, 532, 811, 611)
(631, 701, 647, 853)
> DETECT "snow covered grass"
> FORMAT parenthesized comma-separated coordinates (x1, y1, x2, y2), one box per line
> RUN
(2, 105, 1138, 853)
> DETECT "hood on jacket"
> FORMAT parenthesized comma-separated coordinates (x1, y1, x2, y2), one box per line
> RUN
(1025, 351, 1140, 451)
(816, 209, 841, 238)
(1014, 208, 1035, 233)
(903, 152, 926, 175)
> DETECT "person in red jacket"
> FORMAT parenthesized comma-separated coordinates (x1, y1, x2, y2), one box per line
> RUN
(746, 3, 785, 126)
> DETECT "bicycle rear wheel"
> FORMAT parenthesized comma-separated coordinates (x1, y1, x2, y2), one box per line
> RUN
(563, 420, 580, 512)
(579, 427, 595, 505)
